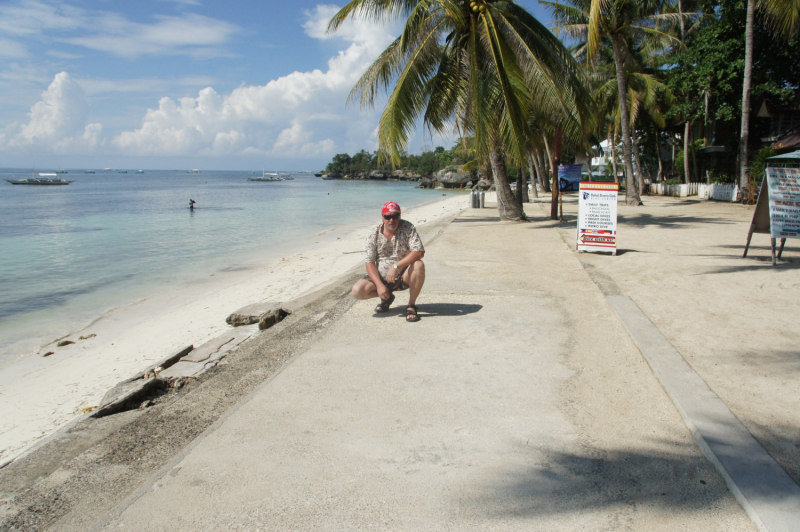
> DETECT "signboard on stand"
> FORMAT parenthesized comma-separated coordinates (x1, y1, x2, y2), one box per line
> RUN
(558, 164, 582, 191)
(577, 182, 618, 255)
(743, 167, 800, 265)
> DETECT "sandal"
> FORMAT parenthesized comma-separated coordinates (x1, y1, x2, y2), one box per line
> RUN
(406, 305, 420, 322)
(375, 292, 395, 313)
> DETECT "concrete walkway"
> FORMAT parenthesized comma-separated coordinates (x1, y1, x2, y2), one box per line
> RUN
(90, 205, 764, 531)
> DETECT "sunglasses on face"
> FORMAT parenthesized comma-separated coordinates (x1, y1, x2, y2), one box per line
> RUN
(383, 213, 400, 220)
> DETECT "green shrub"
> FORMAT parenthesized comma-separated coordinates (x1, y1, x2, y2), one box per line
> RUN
(661, 178, 681, 185)
(750, 147, 777, 184)
(674, 150, 685, 178)
(709, 172, 735, 184)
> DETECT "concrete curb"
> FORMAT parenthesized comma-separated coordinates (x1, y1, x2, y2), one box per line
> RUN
(543, 200, 800, 532)
(606, 295, 800, 532)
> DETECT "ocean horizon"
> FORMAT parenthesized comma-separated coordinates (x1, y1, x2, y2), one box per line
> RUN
(0, 169, 460, 367)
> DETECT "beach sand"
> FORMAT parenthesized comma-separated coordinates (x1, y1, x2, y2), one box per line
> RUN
(0, 193, 469, 465)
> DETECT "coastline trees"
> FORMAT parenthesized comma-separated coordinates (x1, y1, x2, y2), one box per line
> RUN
(328, 0, 591, 221)
(546, 0, 681, 206)
(739, 0, 800, 200)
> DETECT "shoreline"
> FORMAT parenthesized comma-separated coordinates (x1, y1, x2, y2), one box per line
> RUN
(0, 193, 469, 465)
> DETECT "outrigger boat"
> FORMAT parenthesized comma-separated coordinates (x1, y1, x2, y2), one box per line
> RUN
(6, 172, 74, 185)
(248, 169, 282, 182)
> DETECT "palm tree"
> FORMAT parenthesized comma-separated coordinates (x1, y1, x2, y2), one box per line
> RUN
(551, 0, 681, 205)
(576, 36, 672, 192)
(328, 0, 592, 221)
(739, 0, 800, 200)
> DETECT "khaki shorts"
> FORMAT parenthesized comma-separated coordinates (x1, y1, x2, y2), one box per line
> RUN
(363, 267, 409, 292)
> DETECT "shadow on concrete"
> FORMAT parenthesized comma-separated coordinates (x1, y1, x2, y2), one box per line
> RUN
(469, 444, 756, 519)
(617, 213, 735, 228)
(646, 198, 704, 206)
(715, 243, 800, 255)
(696, 259, 800, 274)
(743, 421, 800, 487)
(452, 216, 501, 224)
(612, 249, 655, 256)
(372, 303, 483, 319)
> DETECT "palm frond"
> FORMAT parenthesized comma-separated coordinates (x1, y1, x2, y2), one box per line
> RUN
(758, 0, 800, 40)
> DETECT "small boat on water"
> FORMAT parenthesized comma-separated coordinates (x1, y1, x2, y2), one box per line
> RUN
(117, 170, 128, 174)
(322, 177, 336, 180)
(6, 172, 73, 185)
(135, 170, 144, 174)
(188, 169, 201, 174)
(248, 169, 280, 182)
(104, 168, 111, 171)
(314, 173, 323, 177)
(84, 170, 95, 174)
(55, 169, 68, 174)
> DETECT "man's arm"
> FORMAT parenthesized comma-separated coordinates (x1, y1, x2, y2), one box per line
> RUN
(385, 250, 424, 283)
(397, 250, 424, 270)
(366, 262, 391, 300)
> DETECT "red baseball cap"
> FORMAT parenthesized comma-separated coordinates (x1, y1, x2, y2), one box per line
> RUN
(381, 201, 401, 215)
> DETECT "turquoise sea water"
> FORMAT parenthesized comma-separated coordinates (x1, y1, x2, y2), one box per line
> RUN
(0, 169, 458, 364)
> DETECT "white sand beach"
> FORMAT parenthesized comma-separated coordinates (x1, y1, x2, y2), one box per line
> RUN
(0, 194, 469, 466)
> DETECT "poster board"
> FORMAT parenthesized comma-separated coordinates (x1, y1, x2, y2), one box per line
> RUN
(743, 167, 799, 264)
(765, 167, 800, 237)
(577, 182, 618, 255)
(558, 164, 582, 191)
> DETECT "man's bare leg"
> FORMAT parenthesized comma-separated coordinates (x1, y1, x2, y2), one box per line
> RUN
(403, 261, 425, 307)
(351, 279, 379, 300)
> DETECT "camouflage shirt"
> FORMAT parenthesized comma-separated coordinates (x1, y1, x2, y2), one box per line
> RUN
(365, 219, 425, 277)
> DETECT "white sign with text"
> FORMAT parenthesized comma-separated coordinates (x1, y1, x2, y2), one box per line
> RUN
(577, 183, 619, 254)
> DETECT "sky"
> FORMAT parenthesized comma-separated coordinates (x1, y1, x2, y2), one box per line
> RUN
(0, 0, 554, 170)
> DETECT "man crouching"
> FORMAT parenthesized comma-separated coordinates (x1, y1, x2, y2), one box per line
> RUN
(351, 201, 425, 322)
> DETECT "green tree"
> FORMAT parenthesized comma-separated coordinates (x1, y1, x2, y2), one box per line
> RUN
(563, 0, 683, 205)
(326, 153, 352, 174)
(740, 0, 800, 198)
(328, 0, 591, 221)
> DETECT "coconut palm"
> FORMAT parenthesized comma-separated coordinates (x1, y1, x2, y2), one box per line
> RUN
(739, 0, 800, 200)
(546, 0, 681, 205)
(589, 43, 673, 192)
(327, 0, 592, 221)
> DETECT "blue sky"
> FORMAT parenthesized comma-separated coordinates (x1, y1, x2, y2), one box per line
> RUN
(0, 1, 554, 170)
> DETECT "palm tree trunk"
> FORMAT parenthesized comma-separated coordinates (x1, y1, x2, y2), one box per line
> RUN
(683, 122, 691, 183)
(655, 131, 663, 181)
(585, 151, 594, 182)
(609, 126, 619, 184)
(691, 125, 699, 184)
(611, 35, 642, 205)
(739, 0, 755, 200)
(543, 135, 555, 192)
(633, 133, 646, 194)
(521, 165, 530, 203)
(528, 154, 539, 198)
(489, 145, 523, 221)
(538, 150, 551, 193)
(550, 125, 562, 220)
(515, 169, 524, 206)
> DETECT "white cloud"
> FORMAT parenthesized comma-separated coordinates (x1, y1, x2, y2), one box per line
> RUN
(273, 121, 335, 157)
(76, 75, 218, 96)
(0, 38, 28, 58)
(0, 4, 408, 161)
(111, 5, 396, 158)
(0, 1, 83, 37)
(64, 13, 239, 58)
(0, 71, 102, 153)
(0, 0, 238, 58)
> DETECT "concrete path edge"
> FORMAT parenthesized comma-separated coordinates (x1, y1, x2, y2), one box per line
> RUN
(606, 294, 800, 532)
(87, 211, 462, 531)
